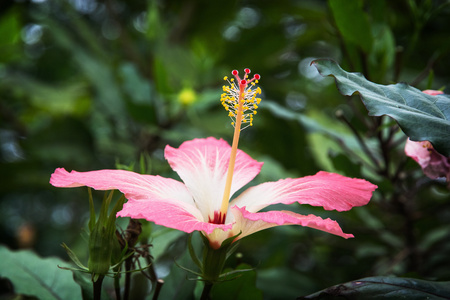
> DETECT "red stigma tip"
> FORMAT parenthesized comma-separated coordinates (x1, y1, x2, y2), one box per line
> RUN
(240, 79, 247, 85)
(254, 74, 260, 80)
(232, 70, 238, 75)
(244, 68, 251, 74)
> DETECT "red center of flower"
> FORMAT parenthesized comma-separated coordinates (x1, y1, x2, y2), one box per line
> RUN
(208, 211, 226, 224)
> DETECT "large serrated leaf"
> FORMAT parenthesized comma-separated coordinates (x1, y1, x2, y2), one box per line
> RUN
(312, 59, 450, 156)
(298, 276, 450, 300)
(0, 245, 82, 300)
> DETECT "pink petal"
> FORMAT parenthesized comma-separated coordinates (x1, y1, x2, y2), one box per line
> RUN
(405, 139, 450, 181)
(118, 200, 232, 234)
(164, 137, 263, 217)
(50, 168, 193, 205)
(230, 171, 377, 212)
(50, 168, 233, 234)
(405, 139, 431, 168)
(231, 206, 354, 239)
(422, 90, 444, 96)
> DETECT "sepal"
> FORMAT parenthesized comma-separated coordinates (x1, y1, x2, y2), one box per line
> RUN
(180, 231, 246, 284)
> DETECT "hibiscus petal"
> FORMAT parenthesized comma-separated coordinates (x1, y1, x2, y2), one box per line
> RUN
(164, 137, 263, 218)
(230, 171, 377, 212)
(118, 200, 233, 234)
(50, 168, 234, 234)
(232, 206, 354, 239)
(50, 168, 200, 222)
(405, 139, 450, 180)
(405, 139, 431, 168)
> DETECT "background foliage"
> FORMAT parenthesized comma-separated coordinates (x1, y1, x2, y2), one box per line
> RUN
(1, 0, 449, 299)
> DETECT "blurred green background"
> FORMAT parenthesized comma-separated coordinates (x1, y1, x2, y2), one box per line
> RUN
(1, 0, 449, 299)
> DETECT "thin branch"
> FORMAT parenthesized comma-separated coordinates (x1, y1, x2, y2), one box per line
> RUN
(336, 110, 382, 170)
(152, 279, 164, 300)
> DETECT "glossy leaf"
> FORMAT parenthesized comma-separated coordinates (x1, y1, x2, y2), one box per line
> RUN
(299, 276, 450, 299)
(312, 59, 450, 156)
(0, 245, 82, 300)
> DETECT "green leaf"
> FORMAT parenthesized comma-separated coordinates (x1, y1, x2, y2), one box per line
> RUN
(0, 9, 21, 63)
(61, 243, 88, 271)
(0, 245, 82, 300)
(328, 0, 373, 52)
(211, 264, 263, 300)
(299, 276, 450, 299)
(312, 59, 450, 156)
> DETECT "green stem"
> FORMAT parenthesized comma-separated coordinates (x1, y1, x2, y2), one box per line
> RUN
(93, 275, 105, 300)
(123, 257, 133, 300)
(114, 273, 121, 300)
(200, 282, 213, 300)
(152, 279, 164, 300)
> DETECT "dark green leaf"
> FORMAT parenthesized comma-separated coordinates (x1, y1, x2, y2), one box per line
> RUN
(298, 276, 450, 299)
(312, 59, 450, 156)
(328, 0, 373, 52)
(0, 246, 82, 300)
(329, 152, 362, 178)
(211, 264, 263, 300)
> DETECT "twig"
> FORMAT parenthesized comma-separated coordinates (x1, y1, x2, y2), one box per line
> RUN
(152, 279, 164, 300)
(336, 110, 382, 170)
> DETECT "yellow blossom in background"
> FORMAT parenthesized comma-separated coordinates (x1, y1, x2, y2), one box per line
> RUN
(178, 88, 197, 105)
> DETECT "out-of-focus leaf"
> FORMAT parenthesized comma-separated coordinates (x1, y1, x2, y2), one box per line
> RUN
(2, 75, 91, 116)
(0, 245, 82, 300)
(211, 264, 262, 300)
(0, 9, 21, 62)
(119, 62, 152, 105)
(298, 276, 450, 299)
(312, 59, 450, 156)
(328, 0, 373, 52)
(156, 237, 196, 300)
(258, 267, 318, 299)
(369, 23, 395, 80)
(329, 152, 361, 178)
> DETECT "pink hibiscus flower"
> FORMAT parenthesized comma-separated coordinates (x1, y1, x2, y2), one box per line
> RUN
(51, 137, 376, 249)
(404, 90, 450, 184)
(50, 68, 377, 249)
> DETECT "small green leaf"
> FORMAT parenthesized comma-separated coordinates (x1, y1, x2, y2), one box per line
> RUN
(61, 243, 88, 271)
(299, 276, 450, 299)
(312, 59, 450, 156)
(0, 245, 82, 300)
(187, 233, 203, 270)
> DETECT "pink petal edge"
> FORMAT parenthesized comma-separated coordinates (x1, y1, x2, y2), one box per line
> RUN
(232, 206, 354, 239)
(231, 171, 377, 213)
